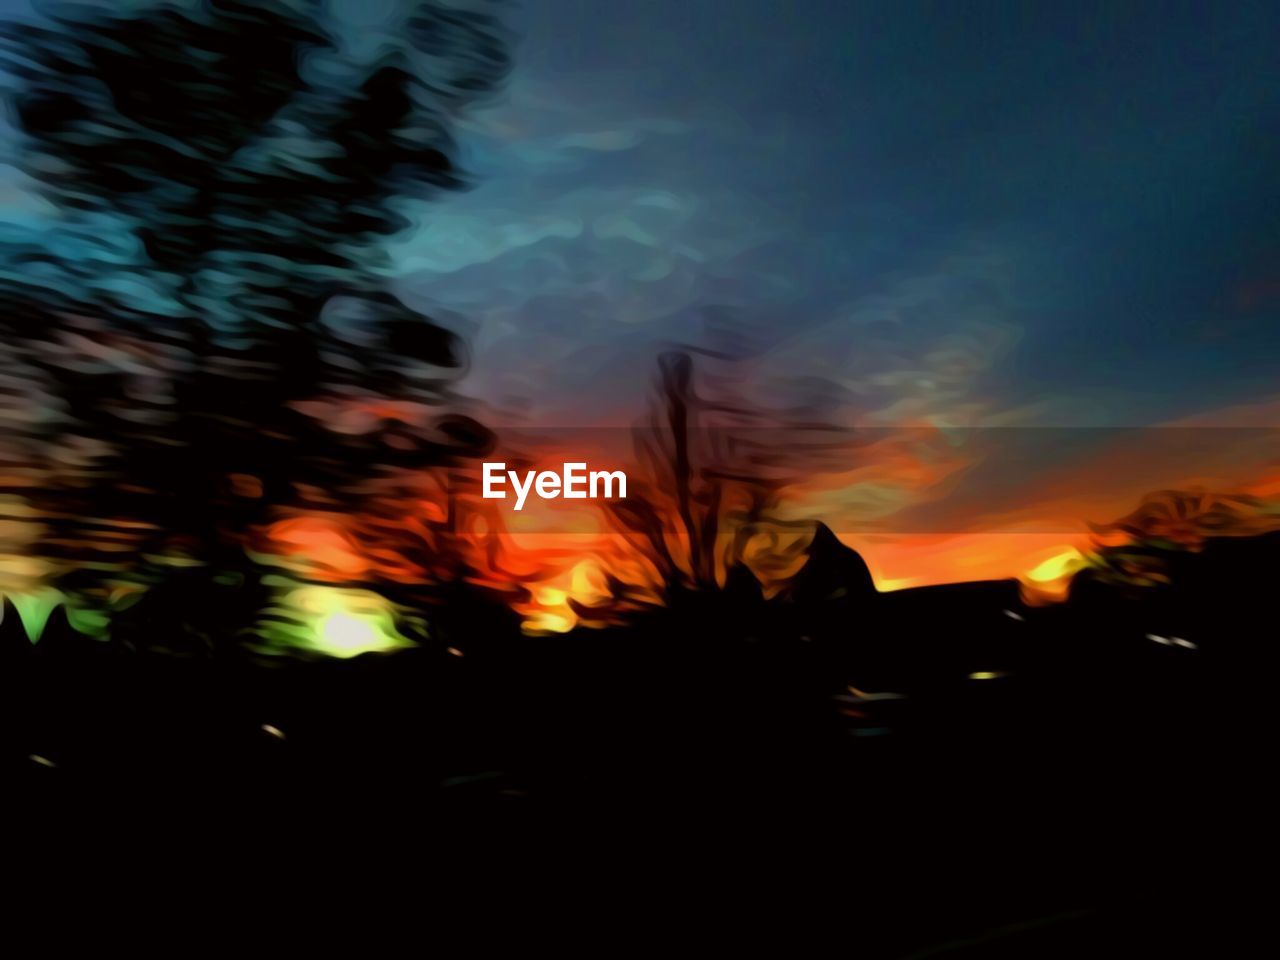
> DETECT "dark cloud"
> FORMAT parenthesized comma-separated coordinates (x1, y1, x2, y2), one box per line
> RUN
(385, 0, 1279, 427)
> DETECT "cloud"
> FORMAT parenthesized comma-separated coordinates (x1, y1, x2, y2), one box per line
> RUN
(392, 56, 1033, 433)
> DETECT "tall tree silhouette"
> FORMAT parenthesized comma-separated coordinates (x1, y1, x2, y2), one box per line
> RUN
(0, 0, 509, 645)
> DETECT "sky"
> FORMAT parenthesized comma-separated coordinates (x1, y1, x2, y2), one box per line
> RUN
(390, 0, 1279, 428)
(2, 0, 1277, 587)
(382, 1, 1280, 583)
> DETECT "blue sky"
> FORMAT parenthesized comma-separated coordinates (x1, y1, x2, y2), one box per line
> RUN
(1, 0, 1276, 557)
(3, 0, 1275, 429)
(380, 0, 1279, 428)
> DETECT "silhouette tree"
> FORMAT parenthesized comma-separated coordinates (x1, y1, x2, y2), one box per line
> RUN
(0, 0, 509, 646)
(1083, 487, 1280, 591)
(609, 351, 880, 617)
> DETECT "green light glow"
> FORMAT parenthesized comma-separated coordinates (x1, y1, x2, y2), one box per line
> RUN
(66, 605, 111, 638)
(5, 589, 62, 644)
(2, 588, 116, 642)
(257, 580, 413, 658)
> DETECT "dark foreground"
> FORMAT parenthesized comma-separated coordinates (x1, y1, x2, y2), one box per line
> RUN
(9, 542, 1271, 956)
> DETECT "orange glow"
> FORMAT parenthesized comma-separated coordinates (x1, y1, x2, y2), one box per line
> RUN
(241, 407, 1279, 633)
(846, 532, 1096, 597)
(516, 557, 619, 634)
(262, 516, 370, 579)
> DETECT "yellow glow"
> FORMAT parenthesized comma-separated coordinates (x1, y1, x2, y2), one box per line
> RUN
(521, 610, 575, 635)
(518, 558, 616, 634)
(876, 576, 919, 592)
(534, 586, 568, 607)
(1026, 548, 1085, 583)
(569, 560, 610, 605)
(319, 611, 379, 654)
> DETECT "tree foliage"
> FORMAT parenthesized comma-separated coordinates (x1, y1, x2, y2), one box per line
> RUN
(0, 0, 510, 642)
